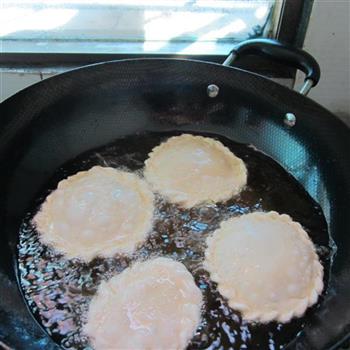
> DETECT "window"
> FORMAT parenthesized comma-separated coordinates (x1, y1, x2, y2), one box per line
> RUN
(1, 0, 279, 55)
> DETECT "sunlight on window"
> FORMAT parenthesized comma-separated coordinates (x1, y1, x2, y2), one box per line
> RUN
(144, 11, 223, 41)
(200, 19, 247, 39)
(196, 0, 262, 9)
(0, 8, 77, 36)
(0, 0, 275, 54)
(255, 5, 269, 20)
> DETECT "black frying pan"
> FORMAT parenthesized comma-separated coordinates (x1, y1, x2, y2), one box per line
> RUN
(0, 40, 349, 350)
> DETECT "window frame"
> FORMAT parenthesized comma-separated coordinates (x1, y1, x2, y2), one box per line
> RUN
(0, 0, 313, 79)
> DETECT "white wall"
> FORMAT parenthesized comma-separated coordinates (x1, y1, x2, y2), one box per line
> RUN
(1, 71, 41, 101)
(295, 0, 350, 123)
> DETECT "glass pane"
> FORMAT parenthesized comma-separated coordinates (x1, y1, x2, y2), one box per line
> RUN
(1, 0, 277, 54)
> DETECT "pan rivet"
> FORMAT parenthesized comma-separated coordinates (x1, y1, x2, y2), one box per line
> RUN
(284, 113, 296, 127)
(207, 84, 220, 98)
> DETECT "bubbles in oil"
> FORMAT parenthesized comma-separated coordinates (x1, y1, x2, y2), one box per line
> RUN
(17, 132, 332, 350)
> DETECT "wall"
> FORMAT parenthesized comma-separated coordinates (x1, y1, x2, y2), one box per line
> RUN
(294, 0, 350, 123)
(1, 71, 41, 101)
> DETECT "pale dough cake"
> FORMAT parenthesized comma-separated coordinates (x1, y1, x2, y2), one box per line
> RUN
(144, 134, 247, 208)
(84, 257, 203, 350)
(204, 211, 323, 323)
(33, 166, 154, 261)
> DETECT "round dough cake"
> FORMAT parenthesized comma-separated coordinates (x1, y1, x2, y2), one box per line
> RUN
(144, 134, 247, 208)
(84, 257, 203, 350)
(33, 166, 154, 261)
(204, 211, 323, 323)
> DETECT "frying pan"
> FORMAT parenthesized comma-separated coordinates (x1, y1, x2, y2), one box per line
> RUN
(0, 39, 349, 350)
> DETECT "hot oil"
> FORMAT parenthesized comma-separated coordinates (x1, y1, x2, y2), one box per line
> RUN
(17, 132, 333, 350)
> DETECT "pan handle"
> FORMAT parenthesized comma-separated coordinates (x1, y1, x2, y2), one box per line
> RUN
(223, 38, 320, 96)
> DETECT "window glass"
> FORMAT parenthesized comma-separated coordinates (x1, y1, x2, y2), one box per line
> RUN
(1, 0, 277, 54)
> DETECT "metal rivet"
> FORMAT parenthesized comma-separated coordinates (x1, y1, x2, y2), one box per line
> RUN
(284, 113, 296, 127)
(207, 84, 220, 98)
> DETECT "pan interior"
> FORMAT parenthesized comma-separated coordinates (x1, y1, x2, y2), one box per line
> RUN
(17, 131, 332, 350)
